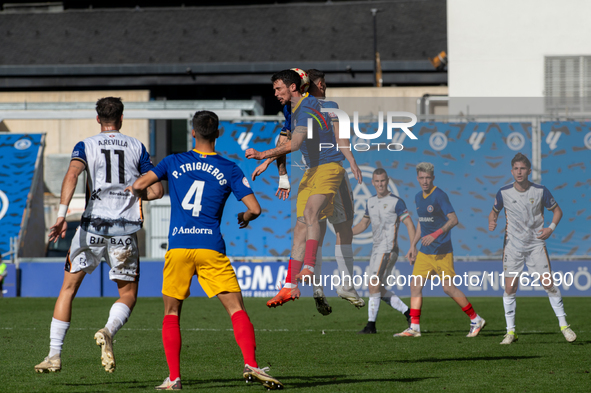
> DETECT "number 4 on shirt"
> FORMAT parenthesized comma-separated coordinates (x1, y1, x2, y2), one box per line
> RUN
(182, 180, 205, 217)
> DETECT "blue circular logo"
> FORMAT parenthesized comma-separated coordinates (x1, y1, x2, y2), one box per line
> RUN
(506, 132, 525, 151)
(14, 139, 32, 150)
(429, 132, 448, 151)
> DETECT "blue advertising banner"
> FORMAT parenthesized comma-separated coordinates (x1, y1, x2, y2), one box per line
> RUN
(16, 260, 591, 298)
(215, 121, 292, 257)
(0, 134, 44, 256)
(541, 122, 591, 255)
(309, 122, 533, 258)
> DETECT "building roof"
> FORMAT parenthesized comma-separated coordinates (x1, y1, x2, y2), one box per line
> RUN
(0, 0, 447, 88)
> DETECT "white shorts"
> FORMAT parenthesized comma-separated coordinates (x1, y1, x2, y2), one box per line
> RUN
(328, 174, 354, 225)
(65, 227, 140, 282)
(502, 243, 551, 277)
(369, 247, 399, 281)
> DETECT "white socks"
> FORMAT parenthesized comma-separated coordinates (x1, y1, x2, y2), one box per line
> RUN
(381, 290, 409, 314)
(546, 286, 568, 327)
(49, 317, 70, 357)
(504, 287, 569, 332)
(503, 292, 516, 332)
(335, 244, 354, 290)
(368, 294, 380, 322)
(105, 302, 131, 337)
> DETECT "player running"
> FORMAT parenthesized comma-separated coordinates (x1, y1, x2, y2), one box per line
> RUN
(489, 153, 576, 344)
(353, 168, 415, 334)
(394, 162, 485, 338)
(129, 111, 283, 390)
(35, 97, 163, 373)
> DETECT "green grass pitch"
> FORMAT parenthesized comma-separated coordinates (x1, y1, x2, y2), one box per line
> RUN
(1, 296, 590, 392)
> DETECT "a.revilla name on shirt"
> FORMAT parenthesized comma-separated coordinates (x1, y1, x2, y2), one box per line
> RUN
(98, 139, 128, 147)
(172, 162, 227, 186)
(172, 226, 214, 236)
(419, 217, 434, 222)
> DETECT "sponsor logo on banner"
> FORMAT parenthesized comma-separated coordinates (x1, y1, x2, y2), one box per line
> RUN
(0, 190, 9, 220)
(468, 132, 485, 150)
(584, 132, 591, 150)
(506, 132, 525, 151)
(545, 131, 561, 150)
(237, 131, 253, 151)
(14, 139, 31, 150)
(429, 132, 448, 151)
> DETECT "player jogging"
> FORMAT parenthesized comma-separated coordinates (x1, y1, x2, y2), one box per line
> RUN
(353, 168, 415, 334)
(129, 111, 283, 390)
(35, 97, 163, 373)
(488, 153, 576, 344)
(394, 162, 485, 338)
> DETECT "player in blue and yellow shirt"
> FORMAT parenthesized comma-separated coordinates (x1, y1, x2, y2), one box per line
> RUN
(394, 162, 486, 339)
(130, 111, 282, 390)
(246, 70, 346, 302)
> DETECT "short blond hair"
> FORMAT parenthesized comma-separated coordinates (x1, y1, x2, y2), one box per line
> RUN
(416, 162, 434, 175)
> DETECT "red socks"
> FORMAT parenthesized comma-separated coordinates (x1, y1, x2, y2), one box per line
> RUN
(162, 315, 181, 381)
(285, 259, 303, 285)
(231, 310, 257, 367)
(303, 239, 319, 268)
(410, 308, 421, 325)
(462, 303, 477, 320)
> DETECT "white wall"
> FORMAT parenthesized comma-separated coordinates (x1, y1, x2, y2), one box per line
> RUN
(448, 0, 591, 97)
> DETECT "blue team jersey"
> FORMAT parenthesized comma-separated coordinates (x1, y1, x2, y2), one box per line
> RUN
(290, 93, 344, 167)
(151, 150, 253, 254)
(415, 187, 454, 255)
(280, 105, 291, 136)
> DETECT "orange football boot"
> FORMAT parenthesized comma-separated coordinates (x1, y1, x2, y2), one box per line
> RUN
(266, 287, 301, 308)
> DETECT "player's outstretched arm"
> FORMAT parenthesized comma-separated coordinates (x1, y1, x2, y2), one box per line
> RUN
(238, 194, 261, 229)
(127, 171, 160, 199)
(48, 160, 85, 243)
(537, 204, 563, 240)
(245, 127, 304, 160)
(252, 159, 273, 181)
(352, 216, 371, 236)
(334, 122, 362, 184)
(488, 209, 499, 231)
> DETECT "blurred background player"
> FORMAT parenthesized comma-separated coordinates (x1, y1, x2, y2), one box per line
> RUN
(0, 261, 7, 297)
(488, 153, 576, 344)
(352, 168, 415, 334)
(35, 97, 163, 373)
(395, 162, 485, 338)
(130, 111, 282, 390)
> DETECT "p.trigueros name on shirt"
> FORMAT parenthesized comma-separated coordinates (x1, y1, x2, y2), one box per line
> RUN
(172, 226, 214, 236)
(419, 217, 435, 222)
(172, 162, 227, 186)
